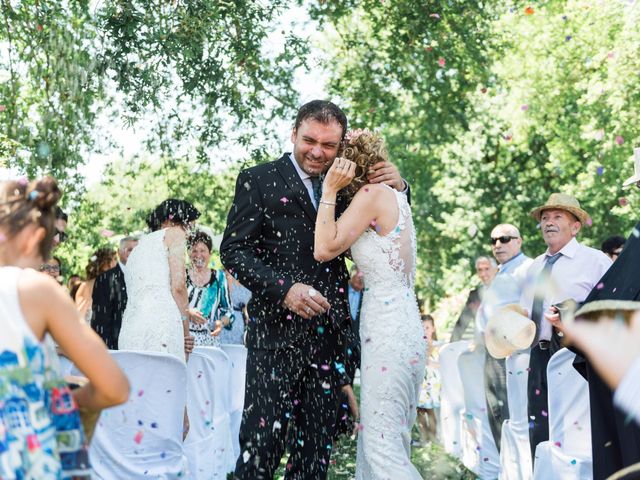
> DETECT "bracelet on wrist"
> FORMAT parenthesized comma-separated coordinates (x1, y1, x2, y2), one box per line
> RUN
(319, 200, 337, 206)
(181, 313, 188, 321)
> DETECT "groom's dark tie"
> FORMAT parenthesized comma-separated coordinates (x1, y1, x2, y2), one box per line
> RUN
(311, 176, 322, 208)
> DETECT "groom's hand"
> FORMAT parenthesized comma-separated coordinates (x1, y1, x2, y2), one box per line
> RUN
(283, 283, 330, 319)
(367, 161, 405, 191)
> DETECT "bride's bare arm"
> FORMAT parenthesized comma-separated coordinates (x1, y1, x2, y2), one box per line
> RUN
(314, 159, 391, 262)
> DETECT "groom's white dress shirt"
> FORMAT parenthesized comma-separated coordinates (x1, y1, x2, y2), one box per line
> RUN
(289, 154, 319, 209)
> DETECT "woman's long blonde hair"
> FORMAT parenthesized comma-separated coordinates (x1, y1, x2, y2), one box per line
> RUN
(339, 129, 388, 200)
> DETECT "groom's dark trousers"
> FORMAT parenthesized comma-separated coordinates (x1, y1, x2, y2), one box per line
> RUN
(221, 154, 352, 479)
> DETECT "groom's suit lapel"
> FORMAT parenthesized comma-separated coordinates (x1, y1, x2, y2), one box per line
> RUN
(274, 154, 317, 223)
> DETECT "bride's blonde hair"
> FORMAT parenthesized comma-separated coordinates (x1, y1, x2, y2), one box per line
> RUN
(339, 129, 388, 200)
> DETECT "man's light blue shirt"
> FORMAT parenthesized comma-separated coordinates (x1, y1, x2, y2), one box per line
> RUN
(476, 252, 533, 337)
(348, 285, 362, 321)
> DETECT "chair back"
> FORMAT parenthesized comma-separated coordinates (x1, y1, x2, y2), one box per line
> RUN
(187, 347, 236, 477)
(546, 348, 591, 456)
(90, 350, 188, 480)
(220, 344, 247, 460)
(439, 340, 470, 457)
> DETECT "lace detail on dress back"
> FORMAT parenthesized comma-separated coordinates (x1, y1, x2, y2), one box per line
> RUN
(119, 229, 186, 361)
(351, 185, 416, 291)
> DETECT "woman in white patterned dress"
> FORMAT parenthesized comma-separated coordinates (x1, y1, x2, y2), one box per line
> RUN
(118, 199, 207, 361)
(314, 131, 426, 479)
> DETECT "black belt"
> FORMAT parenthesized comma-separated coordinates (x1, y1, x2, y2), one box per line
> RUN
(538, 340, 551, 350)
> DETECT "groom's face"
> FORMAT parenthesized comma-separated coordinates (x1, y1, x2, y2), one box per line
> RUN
(291, 118, 343, 177)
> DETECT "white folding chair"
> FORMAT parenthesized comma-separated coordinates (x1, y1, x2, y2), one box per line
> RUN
(458, 347, 500, 479)
(220, 344, 247, 460)
(499, 349, 533, 480)
(533, 348, 592, 480)
(90, 351, 188, 479)
(186, 347, 236, 478)
(439, 340, 471, 459)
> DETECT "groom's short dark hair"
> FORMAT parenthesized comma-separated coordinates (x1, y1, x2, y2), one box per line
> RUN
(294, 100, 348, 139)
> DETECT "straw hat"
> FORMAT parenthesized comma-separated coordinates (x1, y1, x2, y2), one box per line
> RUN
(530, 193, 590, 225)
(622, 147, 640, 188)
(485, 304, 536, 359)
(574, 300, 640, 325)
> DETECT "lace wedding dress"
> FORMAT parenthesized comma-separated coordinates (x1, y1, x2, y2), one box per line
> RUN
(118, 229, 185, 361)
(353, 186, 426, 480)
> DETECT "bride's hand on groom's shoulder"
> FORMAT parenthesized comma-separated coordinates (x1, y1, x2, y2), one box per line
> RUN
(282, 283, 330, 320)
(323, 157, 357, 193)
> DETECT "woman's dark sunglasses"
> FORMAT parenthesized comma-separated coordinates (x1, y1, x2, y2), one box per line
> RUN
(490, 235, 518, 245)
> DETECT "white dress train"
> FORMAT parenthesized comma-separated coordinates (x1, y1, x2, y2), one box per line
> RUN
(353, 186, 426, 479)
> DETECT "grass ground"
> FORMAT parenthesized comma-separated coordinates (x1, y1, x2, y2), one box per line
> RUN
(273, 385, 476, 479)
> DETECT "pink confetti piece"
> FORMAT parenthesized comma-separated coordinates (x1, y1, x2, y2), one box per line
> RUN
(616, 135, 625, 145)
(438, 57, 446, 67)
(137, 389, 144, 397)
(134, 430, 144, 444)
(280, 197, 289, 204)
(619, 197, 629, 206)
(541, 410, 548, 417)
(521, 104, 529, 111)
(277, 279, 284, 285)
(429, 13, 440, 19)
(596, 282, 604, 290)
(100, 229, 114, 237)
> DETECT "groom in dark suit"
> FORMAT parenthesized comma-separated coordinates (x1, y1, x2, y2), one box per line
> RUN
(221, 100, 405, 479)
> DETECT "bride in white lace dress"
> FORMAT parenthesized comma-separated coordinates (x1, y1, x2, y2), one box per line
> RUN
(118, 199, 207, 361)
(314, 131, 426, 479)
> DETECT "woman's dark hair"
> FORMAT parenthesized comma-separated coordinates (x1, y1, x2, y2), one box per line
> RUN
(601, 235, 626, 256)
(188, 230, 213, 252)
(146, 199, 200, 231)
(85, 248, 116, 280)
(294, 100, 348, 139)
(0, 176, 62, 259)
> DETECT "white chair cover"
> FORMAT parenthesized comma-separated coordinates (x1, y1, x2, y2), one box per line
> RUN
(499, 349, 533, 480)
(220, 344, 247, 460)
(439, 341, 471, 458)
(458, 348, 500, 479)
(533, 348, 592, 480)
(90, 350, 188, 479)
(186, 347, 236, 478)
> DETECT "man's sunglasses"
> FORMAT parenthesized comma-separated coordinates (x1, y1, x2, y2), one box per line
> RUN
(490, 236, 519, 245)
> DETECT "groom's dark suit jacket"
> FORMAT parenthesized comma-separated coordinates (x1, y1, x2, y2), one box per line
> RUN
(220, 153, 352, 351)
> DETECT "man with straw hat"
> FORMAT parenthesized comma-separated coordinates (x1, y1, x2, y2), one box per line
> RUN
(520, 193, 611, 465)
(556, 159, 640, 479)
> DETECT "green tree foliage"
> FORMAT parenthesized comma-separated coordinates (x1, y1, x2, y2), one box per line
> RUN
(313, 0, 640, 315)
(55, 157, 242, 277)
(0, 0, 305, 190)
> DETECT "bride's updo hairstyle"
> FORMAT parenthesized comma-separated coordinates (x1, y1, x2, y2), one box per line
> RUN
(0, 176, 62, 260)
(146, 198, 201, 232)
(339, 129, 388, 200)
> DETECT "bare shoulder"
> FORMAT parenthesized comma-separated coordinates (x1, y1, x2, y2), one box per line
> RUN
(353, 183, 396, 202)
(163, 226, 186, 245)
(18, 269, 70, 313)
